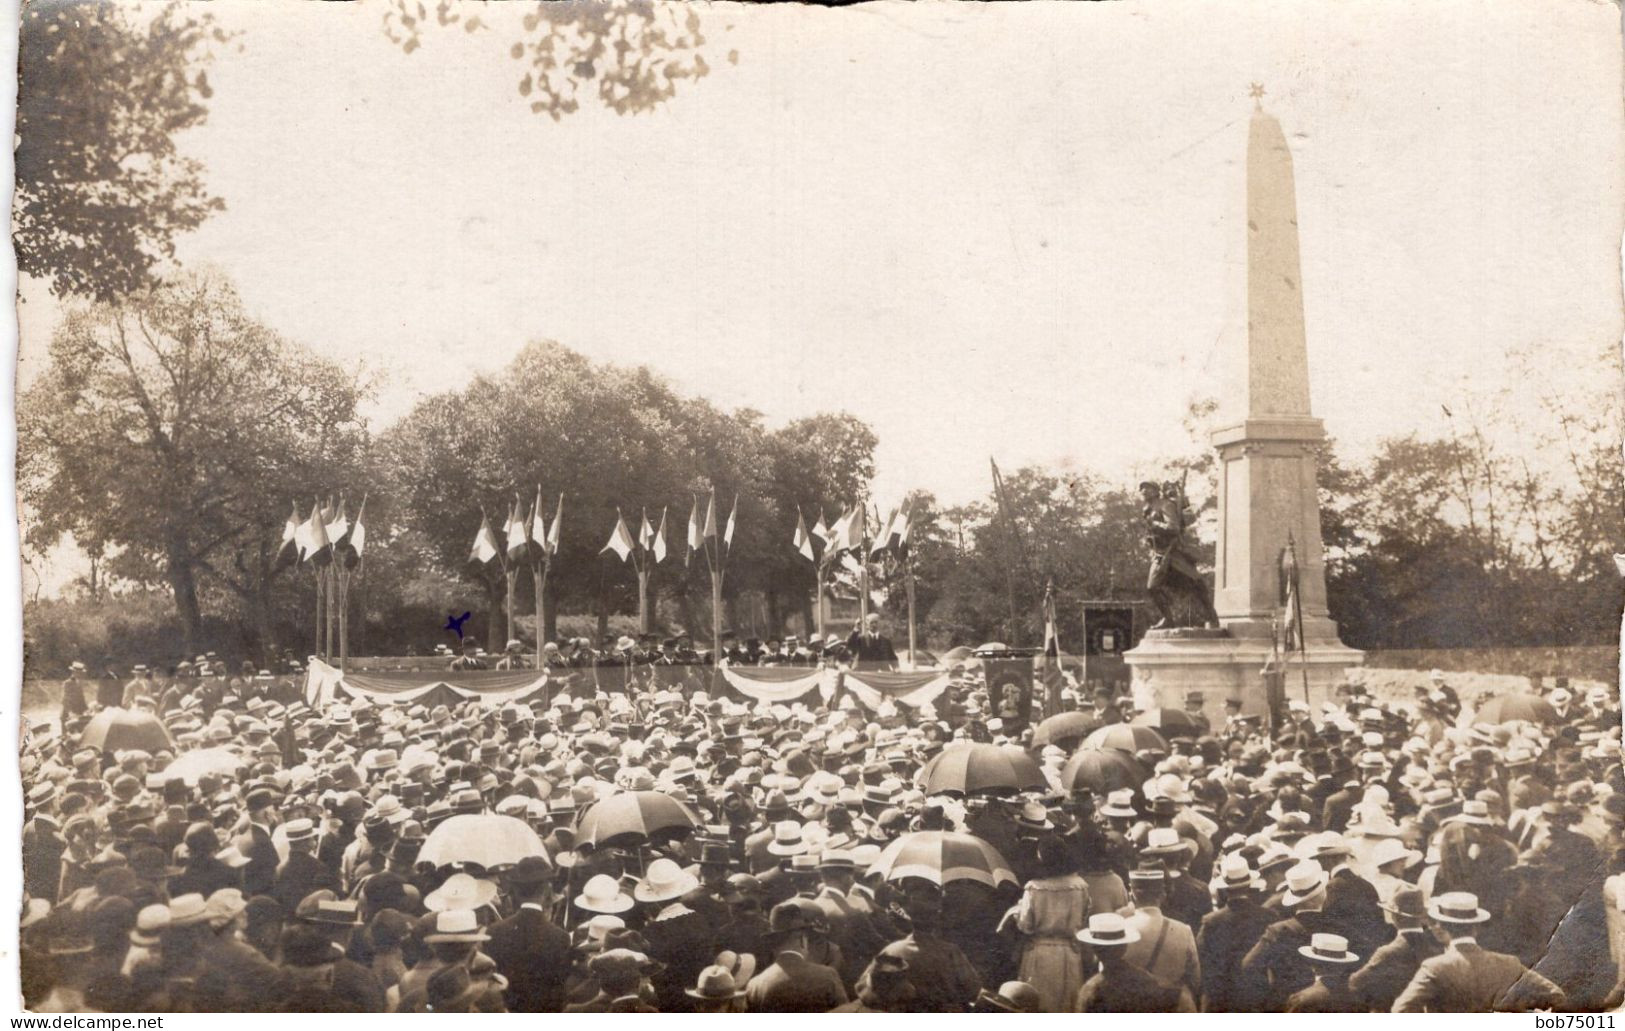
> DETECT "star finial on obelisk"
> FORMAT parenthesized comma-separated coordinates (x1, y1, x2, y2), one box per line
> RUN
(1249, 82, 1266, 108)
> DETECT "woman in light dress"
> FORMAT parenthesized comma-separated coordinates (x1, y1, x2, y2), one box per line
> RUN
(1014, 837, 1091, 1012)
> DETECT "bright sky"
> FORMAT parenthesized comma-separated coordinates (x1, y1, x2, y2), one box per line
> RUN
(16, 0, 1624, 593)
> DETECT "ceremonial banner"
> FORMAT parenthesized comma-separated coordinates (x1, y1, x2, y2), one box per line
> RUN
(303, 657, 553, 708)
(720, 664, 830, 704)
(840, 669, 951, 711)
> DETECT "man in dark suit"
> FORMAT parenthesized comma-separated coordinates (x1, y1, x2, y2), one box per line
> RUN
(1197, 857, 1277, 1012)
(845, 614, 897, 670)
(1393, 892, 1565, 1012)
(1349, 886, 1442, 1012)
(485, 857, 572, 1012)
(234, 787, 282, 897)
(271, 818, 341, 915)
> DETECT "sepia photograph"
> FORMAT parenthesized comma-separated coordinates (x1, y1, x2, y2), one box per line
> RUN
(8, 0, 1625, 1016)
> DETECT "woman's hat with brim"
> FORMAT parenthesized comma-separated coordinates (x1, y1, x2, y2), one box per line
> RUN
(574, 874, 636, 914)
(634, 858, 700, 904)
(425, 872, 499, 913)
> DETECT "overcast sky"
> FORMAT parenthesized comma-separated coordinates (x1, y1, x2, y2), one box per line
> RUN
(17, 0, 1624, 592)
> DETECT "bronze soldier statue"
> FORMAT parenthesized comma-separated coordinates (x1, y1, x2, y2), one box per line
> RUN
(1139, 479, 1220, 630)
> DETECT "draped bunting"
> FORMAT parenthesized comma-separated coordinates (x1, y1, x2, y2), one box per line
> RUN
(720, 664, 831, 705)
(303, 657, 554, 708)
(839, 669, 951, 711)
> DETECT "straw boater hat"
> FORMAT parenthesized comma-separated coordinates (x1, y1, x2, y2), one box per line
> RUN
(1298, 933, 1361, 966)
(1428, 891, 1492, 924)
(1077, 912, 1141, 948)
(1209, 853, 1265, 893)
(423, 908, 491, 944)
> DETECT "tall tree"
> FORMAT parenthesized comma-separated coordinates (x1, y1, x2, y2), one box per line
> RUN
(18, 269, 370, 655)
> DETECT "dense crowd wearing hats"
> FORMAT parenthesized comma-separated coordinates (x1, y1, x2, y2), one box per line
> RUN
(17, 651, 1625, 1013)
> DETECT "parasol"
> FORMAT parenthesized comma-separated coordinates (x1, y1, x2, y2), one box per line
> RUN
(867, 830, 1018, 890)
(574, 790, 700, 847)
(418, 813, 549, 870)
(1059, 747, 1147, 795)
(1130, 708, 1204, 739)
(1080, 723, 1169, 755)
(1472, 693, 1559, 726)
(160, 746, 246, 785)
(80, 708, 173, 754)
(1032, 711, 1101, 750)
(920, 742, 1048, 797)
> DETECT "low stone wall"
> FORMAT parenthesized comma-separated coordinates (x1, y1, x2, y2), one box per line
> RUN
(1362, 645, 1618, 685)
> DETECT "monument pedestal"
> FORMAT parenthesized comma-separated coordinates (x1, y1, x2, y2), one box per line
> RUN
(1125, 629, 1363, 725)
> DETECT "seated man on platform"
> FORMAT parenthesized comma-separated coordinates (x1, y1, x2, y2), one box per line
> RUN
(495, 639, 530, 671)
(448, 638, 488, 672)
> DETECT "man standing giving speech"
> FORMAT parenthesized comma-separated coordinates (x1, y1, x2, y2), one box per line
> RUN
(846, 613, 898, 670)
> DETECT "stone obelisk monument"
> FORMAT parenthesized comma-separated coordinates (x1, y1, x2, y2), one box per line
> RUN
(1126, 88, 1363, 720)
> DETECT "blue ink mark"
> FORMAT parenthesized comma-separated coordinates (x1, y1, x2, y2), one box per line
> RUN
(445, 611, 473, 639)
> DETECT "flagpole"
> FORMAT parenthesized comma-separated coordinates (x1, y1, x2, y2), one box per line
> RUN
(324, 565, 335, 661)
(505, 565, 516, 648)
(857, 502, 870, 630)
(904, 549, 917, 669)
(313, 567, 323, 662)
(1289, 533, 1311, 704)
(815, 557, 826, 648)
(338, 568, 348, 674)
(534, 559, 546, 672)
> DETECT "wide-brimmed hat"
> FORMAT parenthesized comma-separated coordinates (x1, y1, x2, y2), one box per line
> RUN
(575, 874, 635, 914)
(425, 872, 498, 913)
(423, 908, 491, 943)
(1209, 853, 1265, 893)
(296, 890, 363, 925)
(1381, 885, 1427, 922)
(130, 904, 171, 946)
(1370, 837, 1423, 871)
(1298, 932, 1360, 965)
(766, 820, 808, 857)
(1281, 861, 1329, 908)
(635, 859, 700, 904)
(1077, 912, 1141, 947)
(1014, 801, 1053, 833)
(975, 981, 1043, 1012)
(1100, 789, 1137, 818)
(1428, 891, 1491, 924)
(1141, 826, 1194, 859)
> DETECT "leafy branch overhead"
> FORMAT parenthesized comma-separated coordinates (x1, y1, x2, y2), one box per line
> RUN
(381, 0, 729, 120)
(14, 3, 237, 301)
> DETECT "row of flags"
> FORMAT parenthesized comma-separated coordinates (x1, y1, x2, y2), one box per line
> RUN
(274, 496, 367, 571)
(603, 491, 736, 566)
(470, 487, 565, 571)
(792, 500, 913, 564)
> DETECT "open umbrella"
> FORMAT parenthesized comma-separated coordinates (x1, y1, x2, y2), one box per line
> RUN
(898, 648, 939, 671)
(418, 813, 549, 870)
(974, 642, 1010, 653)
(1130, 708, 1203, 739)
(920, 742, 1048, 797)
(1080, 723, 1169, 755)
(1032, 711, 1100, 750)
(1059, 747, 1147, 795)
(867, 830, 1017, 889)
(80, 708, 173, 754)
(160, 746, 246, 785)
(1473, 693, 1559, 726)
(574, 790, 700, 847)
(940, 646, 976, 664)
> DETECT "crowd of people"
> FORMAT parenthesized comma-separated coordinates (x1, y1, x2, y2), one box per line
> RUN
(17, 626, 1625, 1014)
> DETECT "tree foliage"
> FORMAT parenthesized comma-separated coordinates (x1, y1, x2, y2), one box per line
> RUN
(380, 0, 722, 120)
(18, 270, 371, 655)
(14, 1, 231, 300)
